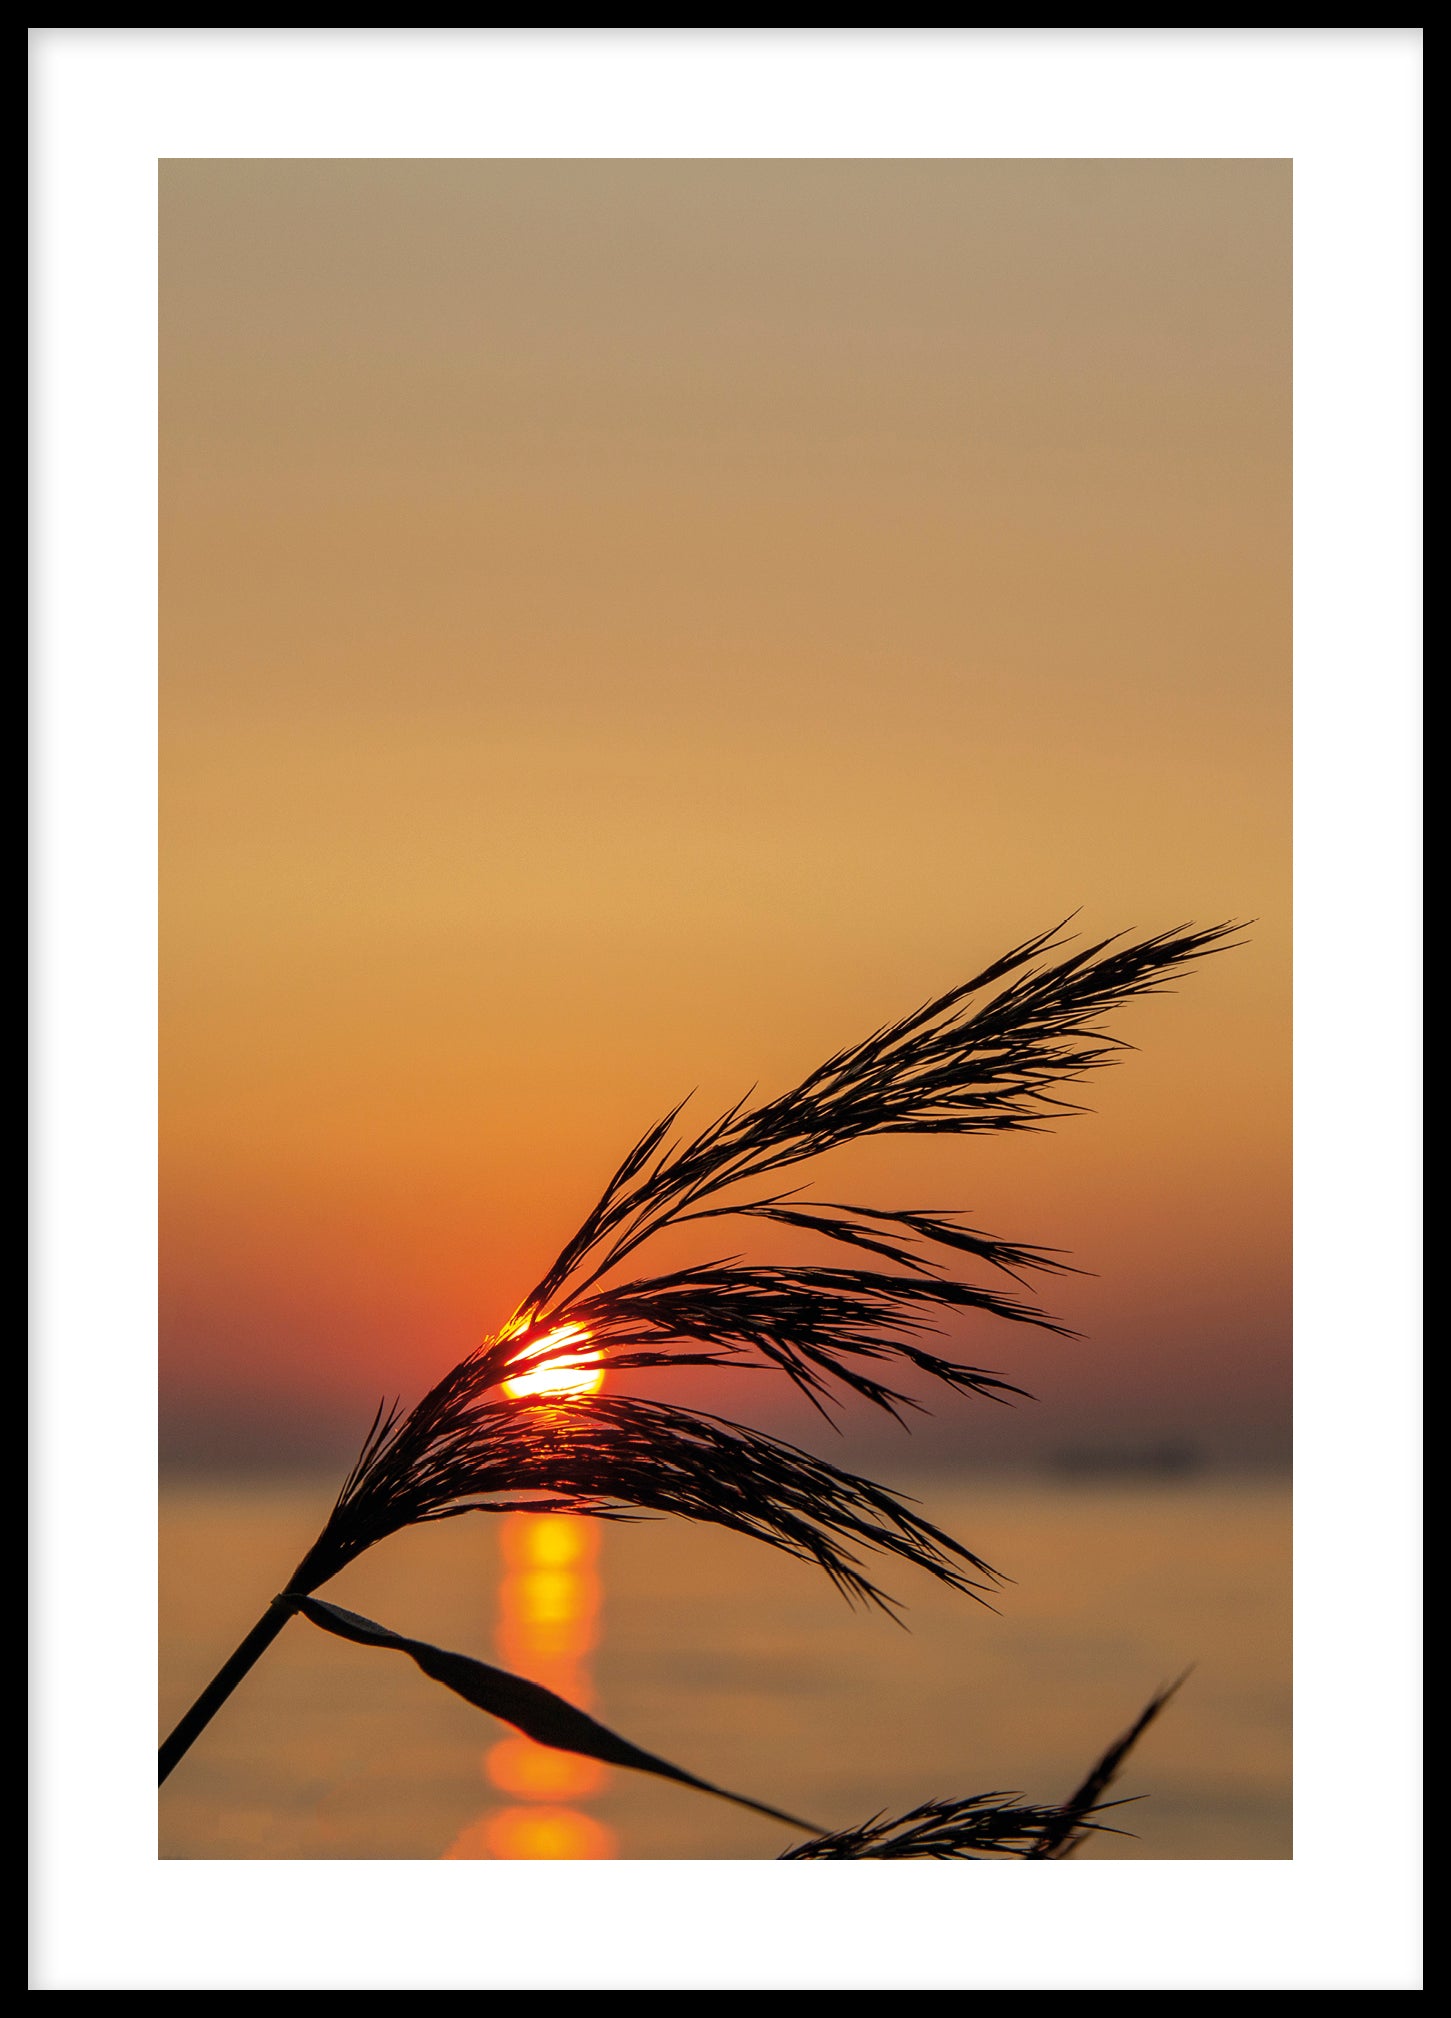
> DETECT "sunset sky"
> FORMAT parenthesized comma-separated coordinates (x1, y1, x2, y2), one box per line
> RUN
(160, 159, 1289, 1470)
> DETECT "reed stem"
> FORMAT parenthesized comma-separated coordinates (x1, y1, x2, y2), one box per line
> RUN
(158, 1600, 292, 1785)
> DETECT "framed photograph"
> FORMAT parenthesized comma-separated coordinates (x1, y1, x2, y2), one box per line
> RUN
(32, 28, 1421, 1993)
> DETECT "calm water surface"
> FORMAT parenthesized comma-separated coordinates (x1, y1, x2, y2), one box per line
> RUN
(160, 1470, 1290, 1861)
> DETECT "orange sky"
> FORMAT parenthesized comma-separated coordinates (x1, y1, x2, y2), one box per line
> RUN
(160, 160, 1289, 1468)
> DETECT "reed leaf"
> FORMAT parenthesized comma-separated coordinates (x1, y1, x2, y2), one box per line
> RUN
(288, 1595, 819, 1833)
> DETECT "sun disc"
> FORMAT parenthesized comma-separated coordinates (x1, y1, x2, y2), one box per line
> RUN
(501, 1322, 604, 1401)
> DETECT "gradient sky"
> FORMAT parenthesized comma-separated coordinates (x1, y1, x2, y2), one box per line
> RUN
(160, 159, 1289, 1468)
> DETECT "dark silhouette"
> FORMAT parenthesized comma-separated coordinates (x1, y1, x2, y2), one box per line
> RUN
(160, 916, 1239, 1856)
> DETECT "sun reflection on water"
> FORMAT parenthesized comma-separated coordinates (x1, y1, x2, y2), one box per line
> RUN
(442, 1509, 617, 1860)
(446, 1807, 616, 1860)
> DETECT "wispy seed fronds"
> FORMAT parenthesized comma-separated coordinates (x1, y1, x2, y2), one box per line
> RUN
(782, 1676, 1183, 1859)
(779, 1792, 1123, 1860)
(298, 921, 1240, 1606)
(293, 1389, 1003, 1616)
(512, 918, 1242, 1330)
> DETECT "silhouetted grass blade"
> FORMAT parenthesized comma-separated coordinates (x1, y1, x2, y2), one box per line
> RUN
(778, 1792, 1123, 1860)
(780, 1677, 1183, 1858)
(1031, 1672, 1190, 1859)
(288, 1594, 821, 1834)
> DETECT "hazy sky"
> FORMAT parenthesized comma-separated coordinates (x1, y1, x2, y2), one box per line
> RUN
(161, 160, 1289, 1468)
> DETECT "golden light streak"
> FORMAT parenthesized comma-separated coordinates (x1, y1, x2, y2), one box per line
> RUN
(482, 1807, 617, 1860)
(501, 1515, 599, 1572)
(470, 1508, 615, 1858)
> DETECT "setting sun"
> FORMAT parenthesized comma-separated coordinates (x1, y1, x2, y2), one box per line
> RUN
(501, 1323, 605, 1402)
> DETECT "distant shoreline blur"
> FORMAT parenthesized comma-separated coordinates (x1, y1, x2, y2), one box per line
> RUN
(160, 1392, 1289, 1483)
(158, 1446, 1292, 1487)
(1048, 1440, 1205, 1479)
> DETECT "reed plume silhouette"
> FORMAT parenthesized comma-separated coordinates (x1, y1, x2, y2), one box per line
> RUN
(159, 916, 1238, 1849)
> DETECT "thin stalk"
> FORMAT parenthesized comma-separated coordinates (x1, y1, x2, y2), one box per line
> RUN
(158, 1600, 293, 1785)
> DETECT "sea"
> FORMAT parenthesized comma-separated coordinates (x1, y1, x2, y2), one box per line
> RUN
(160, 1467, 1290, 1861)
